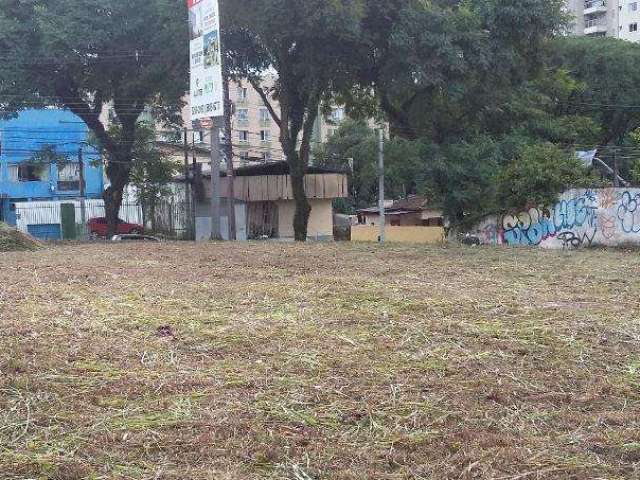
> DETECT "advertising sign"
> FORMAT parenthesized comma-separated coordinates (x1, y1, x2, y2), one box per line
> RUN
(188, 0, 224, 120)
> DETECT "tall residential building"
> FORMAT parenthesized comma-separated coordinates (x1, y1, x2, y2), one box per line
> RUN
(566, 0, 640, 41)
(179, 74, 349, 168)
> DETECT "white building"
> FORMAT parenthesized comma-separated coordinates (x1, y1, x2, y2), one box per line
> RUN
(566, 0, 640, 41)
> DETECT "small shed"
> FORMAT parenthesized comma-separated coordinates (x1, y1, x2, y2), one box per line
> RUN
(194, 162, 349, 241)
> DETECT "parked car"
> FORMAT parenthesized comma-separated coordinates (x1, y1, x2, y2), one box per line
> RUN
(88, 217, 144, 238)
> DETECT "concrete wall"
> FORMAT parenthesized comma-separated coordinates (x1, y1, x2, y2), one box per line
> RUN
(469, 188, 640, 249)
(277, 199, 334, 240)
(352, 226, 445, 244)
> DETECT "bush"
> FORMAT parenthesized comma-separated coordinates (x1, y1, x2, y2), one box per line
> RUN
(496, 143, 596, 211)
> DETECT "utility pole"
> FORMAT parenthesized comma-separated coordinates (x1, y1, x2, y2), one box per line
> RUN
(378, 127, 386, 244)
(613, 148, 620, 188)
(210, 124, 223, 240)
(223, 69, 236, 240)
(183, 128, 193, 239)
(78, 147, 87, 239)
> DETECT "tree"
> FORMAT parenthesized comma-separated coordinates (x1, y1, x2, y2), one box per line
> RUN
(348, 0, 567, 143)
(0, 0, 188, 236)
(495, 143, 597, 211)
(548, 37, 640, 147)
(404, 68, 602, 227)
(122, 123, 179, 233)
(221, 0, 366, 241)
(314, 119, 428, 212)
(545, 37, 640, 180)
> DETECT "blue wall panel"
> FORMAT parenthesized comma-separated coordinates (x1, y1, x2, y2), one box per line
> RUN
(0, 109, 104, 205)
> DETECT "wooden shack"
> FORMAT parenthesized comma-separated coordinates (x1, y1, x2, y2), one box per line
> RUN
(196, 162, 348, 240)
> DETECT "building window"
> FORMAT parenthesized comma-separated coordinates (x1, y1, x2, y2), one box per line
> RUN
(57, 163, 81, 191)
(330, 107, 345, 123)
(239, 151, 250, 162)
(261, 151, 272, 162)
(9, 164, 50, 183)
(630, 2, 638, 11)
(236, 108, 249, 122)
(259, 108, 271, 124)
(260, 130, 271, 142)
(238, 130, 249, 143)
(237, 86, 248, 101)
(630, 22, 638, 32)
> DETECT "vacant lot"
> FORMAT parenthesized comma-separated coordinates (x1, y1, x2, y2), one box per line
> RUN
(1, 242, 639, 479)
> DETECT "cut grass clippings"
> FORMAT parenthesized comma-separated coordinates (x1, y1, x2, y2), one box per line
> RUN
(0, 242, 639, 479)
(0, 223, 42, 253)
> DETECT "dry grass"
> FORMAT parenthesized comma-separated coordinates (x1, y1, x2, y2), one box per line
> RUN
(0, 223, 41, 253)
(1, 242, 639, 479)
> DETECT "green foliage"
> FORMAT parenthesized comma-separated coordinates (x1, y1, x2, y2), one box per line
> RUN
(28, 145, 69, 167)
(423, 137, 602, 227)
(0, 0, 188, 232)
(495, 143, 595, 210)
(547, 37, 640, 146)
(314, 120, 427, 213)
(424, 137, 502, 227)
(222, 0, 368, 239)
(351, 0, 567, 141)
(628, 129, 640, 185)
(104, 123, 179, 228)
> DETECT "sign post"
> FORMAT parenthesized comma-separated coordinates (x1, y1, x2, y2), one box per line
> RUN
(188, 0, 224, 120)
(188, 0, 225, 240)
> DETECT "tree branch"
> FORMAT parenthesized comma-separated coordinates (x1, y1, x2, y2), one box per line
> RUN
(64, 98, 113, 152)
(248, 77, 282, 128)
(379, 91, 416, 140)
(299, 90, 321, 167)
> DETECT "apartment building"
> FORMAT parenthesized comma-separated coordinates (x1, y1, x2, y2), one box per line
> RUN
(566, 0, 640, 41)
(179, 74, 348, 168)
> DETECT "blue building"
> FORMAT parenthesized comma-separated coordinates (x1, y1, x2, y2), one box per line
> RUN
(0, 109, 104, 234)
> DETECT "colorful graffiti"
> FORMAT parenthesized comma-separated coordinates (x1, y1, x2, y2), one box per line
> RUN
(501, 191, 598, 247)
(472, 188, 640, 249)
(617, 191, 640, 234)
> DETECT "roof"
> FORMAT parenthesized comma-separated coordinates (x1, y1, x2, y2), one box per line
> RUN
(226, 161, 347, 177)
(358, 196, 433, 214)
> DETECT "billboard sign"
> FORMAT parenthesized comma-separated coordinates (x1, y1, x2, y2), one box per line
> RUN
(188, 0, 224, 120)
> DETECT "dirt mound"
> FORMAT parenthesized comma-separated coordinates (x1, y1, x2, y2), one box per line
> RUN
(0, 223, 42, 252)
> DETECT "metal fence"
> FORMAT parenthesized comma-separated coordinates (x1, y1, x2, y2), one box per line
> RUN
(12, 200, 193, 241)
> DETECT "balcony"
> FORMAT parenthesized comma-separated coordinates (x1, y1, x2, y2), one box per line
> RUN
(584, 1, 607, 15)
(584, 23, 608, 35)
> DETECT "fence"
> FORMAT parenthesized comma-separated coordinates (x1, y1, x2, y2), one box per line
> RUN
(13, 199, 193, 241)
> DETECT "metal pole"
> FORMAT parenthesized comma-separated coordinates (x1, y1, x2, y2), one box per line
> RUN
(223, 71, 236, 240)
(183, 128, 193, 239)
(378, 128, 385, 244)
(78, 147, 87, 239)
(210, 124, 222, 240)
(613, 149, 620, 188)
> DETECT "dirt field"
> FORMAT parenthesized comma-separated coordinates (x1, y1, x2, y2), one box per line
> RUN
(1, 242, 639, 479)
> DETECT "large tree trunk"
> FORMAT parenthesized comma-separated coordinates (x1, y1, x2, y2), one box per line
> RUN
(103, 156, 132, 238)
(288, 151, 312, 241)
(103, 184, 124, 238)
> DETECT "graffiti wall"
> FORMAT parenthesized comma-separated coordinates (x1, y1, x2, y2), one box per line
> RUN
(472, 188, 640, 249)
